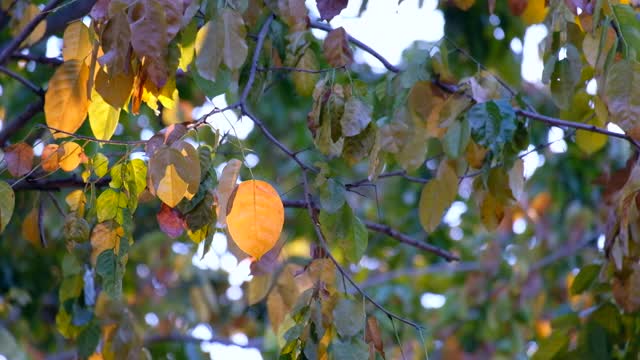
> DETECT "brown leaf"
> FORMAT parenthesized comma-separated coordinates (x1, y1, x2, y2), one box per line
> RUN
(266, 264, 300, 331)
(276, 0, 308, 31)
(90, 0, 111, 22)
(128, 0, 169, 88)
(41, 144, 61, 172)
(612, 265, 640, 313)
(157, 203, 185, 238)
(95, 67, 134, 108)
(365, 317, 385, 359)
(157, 0, 183, 42)
(323, 27, 353, 68)
(99, 11, 131, 75)
(5, 142, 34, 177)
(508, 0, 528, 16)
(316, 0, 348, 21)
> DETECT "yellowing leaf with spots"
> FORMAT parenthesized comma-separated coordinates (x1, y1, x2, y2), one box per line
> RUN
(59, 142, 85, 172)
(45, 60, 90, 138)
(226, 180, 284, 259)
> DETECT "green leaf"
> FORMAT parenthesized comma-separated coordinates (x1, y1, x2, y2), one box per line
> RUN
(604, 60, 640, 133)
(442, 118, 470, 158)
(342, 123, 377, 165)
(612, 4, 640, 61)
(419, 161, 458, 232)
(125, 159, 148, 198)
(331, 337, 369, 360)
(571, 264, 600, 295)
(0, 327, 27, 360)
(531, 330, 569, 360)
(221, 8, 248, 70)
(340, 98, 371, 137)
(195, 19, 223, 81)
(97, 189, 119, 222)
(333, 298, 365, 337)
(319, 178, 346, 213)
(319, 204, 368, 264)
(549, 45, 582, 109)
(92, 153, 109, 178)
(0, 180, 16, 234)
(467, 99, 516, 152)
(77, 323, 100, 358)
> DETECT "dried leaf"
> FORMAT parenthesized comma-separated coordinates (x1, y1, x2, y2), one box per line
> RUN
(129, 0, 169, 88)
(217, 159, 242, 226)
(316, 0, 348, 21)
(323, 27, 353, 68)
(4, 142, 34, 178)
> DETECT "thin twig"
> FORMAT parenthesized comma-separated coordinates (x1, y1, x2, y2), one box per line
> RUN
(42, 125, 148, 146)
(309, 20, 401, 73)
(11, 53, 63, 65)
(0, 66, 44, 96)
(0, 0, 64, 65)
(0, 99, 43, 146)
(283, 199, 458, 261)
(257, 65, 341, 74)
(300, 171, 424, 329)
(240, 14, 275, 103)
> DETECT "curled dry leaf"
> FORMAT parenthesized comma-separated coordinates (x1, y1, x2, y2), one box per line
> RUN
(226, 180, 284, 259)
(322, 27, 353, 68)
(216, 159, 242, 226)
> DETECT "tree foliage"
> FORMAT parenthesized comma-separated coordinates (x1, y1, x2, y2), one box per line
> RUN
(0, 0, 640, 358)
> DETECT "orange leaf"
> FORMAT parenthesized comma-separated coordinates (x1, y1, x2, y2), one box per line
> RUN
(45, 60, 90, 138)
(59, 142, 84, 172)
(226, 180, 284, 259)
(41, 144, 61, 172)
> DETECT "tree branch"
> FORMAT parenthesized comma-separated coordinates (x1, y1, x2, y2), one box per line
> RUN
(299, 171, 424, 329)
(282, 199, 458, 261)
(0, 0, 64, 65)
(11, 53, 63, 65)
(0, 66, 44, 96)
(0, 99, 43, 146)
(309, 20, 401, 73)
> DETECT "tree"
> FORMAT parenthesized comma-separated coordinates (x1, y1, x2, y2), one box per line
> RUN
(0, 0, 639, 358)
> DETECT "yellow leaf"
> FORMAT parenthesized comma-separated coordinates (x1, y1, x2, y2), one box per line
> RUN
(149, 147, 191, 207)
(216, 159, 242, 226)
(59, 142, 84, 172)
(89, 89, 121, 141)
(63, 21, 93, 62)
(292, 48, 319, 97)
(521, 0, 548, 25)
(453, 0, 475, 10)
(157, 164, 189, 207)
(12, 4, 45, 46)
(170, 140, 200, 199)
(90, 222, 123, 265)
(66, 190, 87, 217)
(576, 130, 608, 155)
(45, 60, 90, 138)
(22, 208, 40, 247)
(226, 180, 284, 259)
(419, 161, 458, 232)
